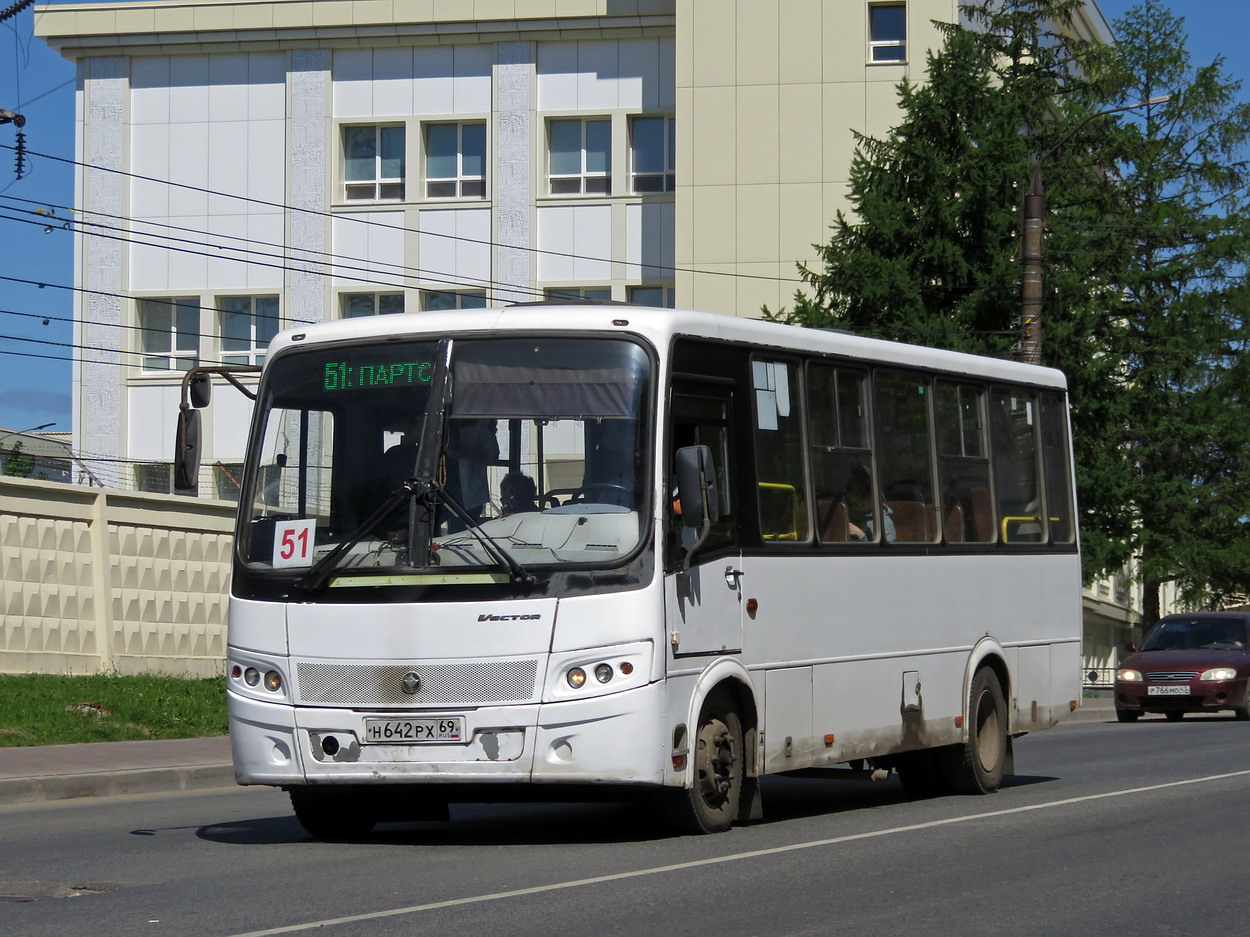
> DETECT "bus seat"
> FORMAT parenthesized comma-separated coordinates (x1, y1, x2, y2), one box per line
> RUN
(817, 499, 848, 542)
(970, 487, 992, 541)
(888, 500, 935, 542)
(943, 503, 964, 542)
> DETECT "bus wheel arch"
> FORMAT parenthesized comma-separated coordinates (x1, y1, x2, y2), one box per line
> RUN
(666, 670, 759, 833)
(941, 657, 1010, 794)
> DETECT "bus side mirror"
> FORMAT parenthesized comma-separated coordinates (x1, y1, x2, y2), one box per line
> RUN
(676, 445, 719, 529)
(189, 371, 212, 409)
(1123, 641, 1137, 653)
(173, 408, 202, 490)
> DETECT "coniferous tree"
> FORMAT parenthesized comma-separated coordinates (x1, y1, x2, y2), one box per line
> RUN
(772, 0, 1250, 622)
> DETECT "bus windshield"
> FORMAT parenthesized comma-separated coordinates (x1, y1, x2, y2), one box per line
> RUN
(238, 336, 652, 578)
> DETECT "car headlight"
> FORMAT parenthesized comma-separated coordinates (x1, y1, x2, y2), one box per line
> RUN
(1116, 669, 1142, 682)
(1200, 667, 1237, 681)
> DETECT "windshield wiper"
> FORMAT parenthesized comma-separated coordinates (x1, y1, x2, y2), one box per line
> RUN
(425, 482, 540, 587)
(297, 482, 416, 592)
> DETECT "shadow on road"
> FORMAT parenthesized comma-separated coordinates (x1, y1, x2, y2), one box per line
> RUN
(192, 769, 1060, 847)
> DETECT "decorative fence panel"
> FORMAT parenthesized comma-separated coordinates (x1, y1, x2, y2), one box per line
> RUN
(0, 477, 236, 677)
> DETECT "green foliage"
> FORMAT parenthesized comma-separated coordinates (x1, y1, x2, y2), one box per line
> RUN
(1, 440, 36, 478)
(772, 0, 1250, 617)
(0, 673, 227, 747)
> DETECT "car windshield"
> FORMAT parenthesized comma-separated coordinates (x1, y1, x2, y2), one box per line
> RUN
(1140, 618, 1248, 652)
(237, 335, 652, 579)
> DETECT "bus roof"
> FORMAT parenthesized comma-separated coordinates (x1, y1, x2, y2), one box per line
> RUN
(269, 305, 1068, 390)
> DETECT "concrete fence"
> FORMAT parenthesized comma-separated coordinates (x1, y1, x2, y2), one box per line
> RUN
(1, 476, 236, 677)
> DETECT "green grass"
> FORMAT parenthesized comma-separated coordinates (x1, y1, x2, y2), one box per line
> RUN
(0, 673, 228, 747)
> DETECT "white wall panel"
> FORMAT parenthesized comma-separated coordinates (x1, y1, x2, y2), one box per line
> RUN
(452, 45, 493, 114)
(332, 48, 374, 117)
(206, 214, 250, 291)
(372, 48, 415, 116)
(247, 53, 287, 121)
(165, 214, 209, 288)
(167, 54, 209, 122)
(130, 123, 170, 218)
(536, 41, 578, 111)
(332, 210, 406, 288)
(575, 41, 619, 111)
(211, 388, 257, 460)
(166, 123, 210, 217)
(413, 46, 454, 115)
(247, 213, 286, 290)
(207, 120, 249, 215)
(126, 384, 182, 460)
(418, 208, 491, 288)
(129, 217, 170, 292)
(130, 57, 170, 125)
(247, 120, 286, 204)
(625, 201, 675, 281)
(207, 54, 250, 122)
(537, 205, 612, 283)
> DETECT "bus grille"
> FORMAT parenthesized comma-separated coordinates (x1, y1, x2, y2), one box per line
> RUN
(295, 659, 540, 707)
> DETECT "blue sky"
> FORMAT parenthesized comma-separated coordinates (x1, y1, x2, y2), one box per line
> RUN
(0, 0, 1246, 434)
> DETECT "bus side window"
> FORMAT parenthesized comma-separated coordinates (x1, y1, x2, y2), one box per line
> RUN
(935, 381, 993, 543)
(989, 388, 1042, 543)
(808, 364, 876, 543)
(670, 391, 735, 559)
(752, 358, 811, 543)
(1039, 392, 1074, 544)
(874, 368, 937, 542)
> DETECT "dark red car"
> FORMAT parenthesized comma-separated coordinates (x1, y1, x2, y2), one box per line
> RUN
(1115, 611, 1250, 722)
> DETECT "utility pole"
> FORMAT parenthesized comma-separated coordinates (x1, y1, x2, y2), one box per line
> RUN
(1018, 97, 1169, 365)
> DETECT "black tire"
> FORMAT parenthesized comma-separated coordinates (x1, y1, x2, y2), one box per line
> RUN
(1164, 711, 1184, 722)
(289, 788, 378, 840)
(662, 697, 743, 834)
(1116, 708, 1141, 723)
(894, 750, 948, 798)
(940, 667, 1007, 794)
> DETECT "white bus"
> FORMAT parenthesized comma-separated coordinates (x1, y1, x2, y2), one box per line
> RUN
(176, 305, 1082, 836)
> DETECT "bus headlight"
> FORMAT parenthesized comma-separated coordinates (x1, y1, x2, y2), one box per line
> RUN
(264, 670, 283, 692)
(594, 663, 614, 684)
(1116, 669, 1142, 682)
(244, 667, 261, 686)
(567, 667, 587, 688)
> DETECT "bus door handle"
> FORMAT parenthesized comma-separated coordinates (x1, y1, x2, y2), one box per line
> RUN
(724, 566, 744, 588)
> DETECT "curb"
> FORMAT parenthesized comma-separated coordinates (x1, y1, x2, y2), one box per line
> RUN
(0, 763, 237, 807)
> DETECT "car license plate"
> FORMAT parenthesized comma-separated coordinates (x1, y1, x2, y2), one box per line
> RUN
(363, 717, 464, 743)
(1147, 685, 1190, 696)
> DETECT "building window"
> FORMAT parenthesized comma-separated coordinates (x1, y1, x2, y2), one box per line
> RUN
(630, 116, 675, 193)
(425, 123, 486, 199)
(420, 290, 489, 311)
(544, 287, 612, 302)
(548, 118, 611, 195)
(219, 296, 279, 367)
(628, 285, 675, 308)
(138, 297, 199, 372)
(341, 293, 405, 318)
(869, 3, 906, 62)
(343, 125, 405, 201)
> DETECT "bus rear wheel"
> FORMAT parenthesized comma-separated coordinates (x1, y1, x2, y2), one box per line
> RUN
(940, 667, 1007, 795)
(663, 699, 743, 834)
(289, 788, 378, 840)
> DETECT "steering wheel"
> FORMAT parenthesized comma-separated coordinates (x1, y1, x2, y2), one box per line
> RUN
(570, 483, 631, 505)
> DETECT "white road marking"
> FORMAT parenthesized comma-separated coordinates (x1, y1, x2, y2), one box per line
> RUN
(230, 768, 1250, 937)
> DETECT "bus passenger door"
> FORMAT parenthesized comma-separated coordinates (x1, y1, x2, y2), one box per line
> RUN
(665, 384, 743, 657)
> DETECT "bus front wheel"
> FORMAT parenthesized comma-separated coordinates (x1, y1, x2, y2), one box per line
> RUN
(289, 788, 378, 840)
(663, 699, 743, 834)
(940, 667, 1007, 795)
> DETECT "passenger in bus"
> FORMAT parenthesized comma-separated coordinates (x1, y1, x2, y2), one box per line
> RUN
(845, 463, 896, 542)
(443, 418, 500, 532)
(500, 471, 540, 515)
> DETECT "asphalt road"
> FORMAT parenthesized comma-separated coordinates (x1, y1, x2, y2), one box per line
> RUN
(3, 713, 1249, 937)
